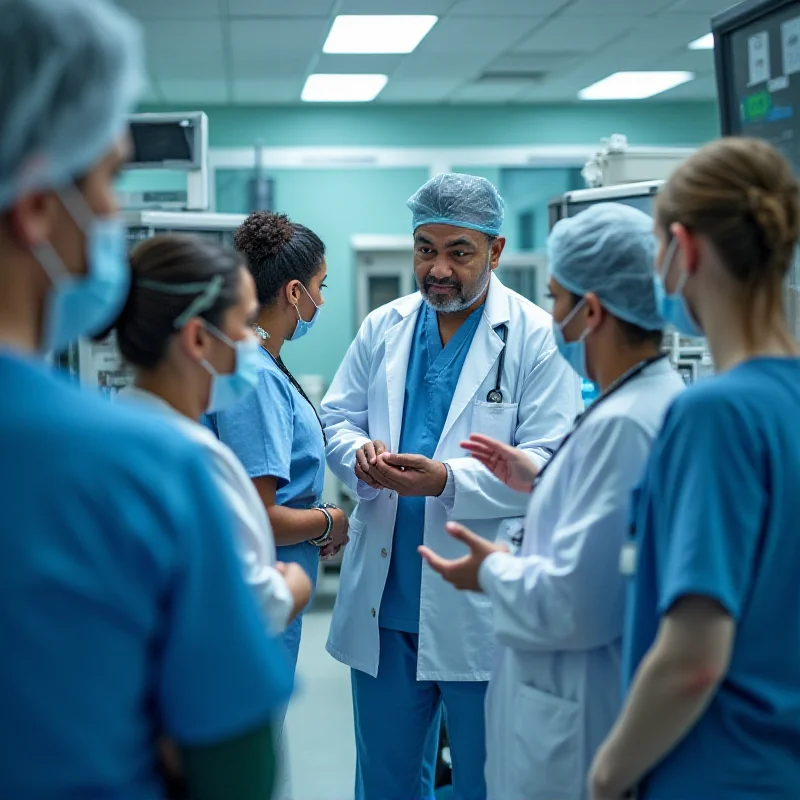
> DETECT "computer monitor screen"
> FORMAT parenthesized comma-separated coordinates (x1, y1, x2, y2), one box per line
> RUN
(715, 0, 800, 169)
(566, 193, 655, 219)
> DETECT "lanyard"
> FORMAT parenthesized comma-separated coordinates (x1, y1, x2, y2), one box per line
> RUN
(512, 354, 668, 547)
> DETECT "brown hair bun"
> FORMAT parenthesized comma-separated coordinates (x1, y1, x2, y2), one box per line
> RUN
(234, 211, 294, 262)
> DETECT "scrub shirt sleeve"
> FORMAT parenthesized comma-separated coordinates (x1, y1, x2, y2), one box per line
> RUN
(158, 450, 293, 746)
(215, 368, 294, 486)
(321, 320, 380, 501)
(447, 338, 582, 521)
(654, 395, 767, 620)
(479, 416, 652, 651)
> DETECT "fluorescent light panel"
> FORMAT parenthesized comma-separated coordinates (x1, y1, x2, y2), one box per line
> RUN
(579, 71, 695, 100)
(689, 33, 714, 50)
(301, 74, 388, 103)
(323, 15, 437, 54)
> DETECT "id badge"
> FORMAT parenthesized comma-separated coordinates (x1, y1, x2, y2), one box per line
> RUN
(619, 541, 638, 576)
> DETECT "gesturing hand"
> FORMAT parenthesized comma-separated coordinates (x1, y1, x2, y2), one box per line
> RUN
(418, 522, 509, 592)
(355, 440, 389, 489)
(373, 452, 448, 498)
(461, 434, 538, 493)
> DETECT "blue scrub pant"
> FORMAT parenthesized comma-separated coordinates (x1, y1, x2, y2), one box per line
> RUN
(276, 541, 319, 672)
(352, 628, 488, 800)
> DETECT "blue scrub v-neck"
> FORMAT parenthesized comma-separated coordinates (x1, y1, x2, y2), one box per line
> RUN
(380, 302, 485, 632)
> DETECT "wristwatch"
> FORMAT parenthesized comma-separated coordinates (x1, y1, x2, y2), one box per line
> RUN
(310, 503, 339, 547)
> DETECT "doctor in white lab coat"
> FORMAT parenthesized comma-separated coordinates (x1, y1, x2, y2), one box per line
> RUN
(421, 203, 685, 800)
(321, 173, 581, 800)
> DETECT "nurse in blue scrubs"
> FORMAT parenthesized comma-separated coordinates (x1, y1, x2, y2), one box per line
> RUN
(591, 138, 800, 800)
(0, 2, 292, 798)
(210, 210, 350, 674)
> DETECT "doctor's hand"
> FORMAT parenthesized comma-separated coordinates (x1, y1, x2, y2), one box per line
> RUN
(461, 434, 538, 493)
(418, 522, 509, 592)
(373, 452, 448, 497)
(355, 440, 390, 489)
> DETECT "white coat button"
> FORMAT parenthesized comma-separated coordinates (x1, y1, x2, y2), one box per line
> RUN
(370, 607, 376, 617)
(381, 548, 388, 558)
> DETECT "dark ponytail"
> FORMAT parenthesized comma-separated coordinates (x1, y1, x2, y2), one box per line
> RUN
(112, 234, 244, 369)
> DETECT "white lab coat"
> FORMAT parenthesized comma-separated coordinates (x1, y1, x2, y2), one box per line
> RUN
(478, 358, 684, 799)
(118, 387, 294, 635)
(322, 274, 582, 681)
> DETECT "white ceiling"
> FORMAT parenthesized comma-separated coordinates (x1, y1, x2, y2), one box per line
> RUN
(115, 0, 733, 105)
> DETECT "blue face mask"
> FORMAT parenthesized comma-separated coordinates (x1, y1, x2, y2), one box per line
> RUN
(35, 188, 129, 354)
(653, 238, 704, 338)
(553, 298, 590, 380)
(202, 325, 262, 413)
(290, 283, 321, 342)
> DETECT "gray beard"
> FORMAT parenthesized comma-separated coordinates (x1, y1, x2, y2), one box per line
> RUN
(421, 261, 492, 314)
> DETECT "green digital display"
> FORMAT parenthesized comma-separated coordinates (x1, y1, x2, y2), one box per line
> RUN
(742, 91, 773, 122)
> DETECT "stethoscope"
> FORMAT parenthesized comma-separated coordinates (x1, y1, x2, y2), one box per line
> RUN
(486, 324, 508, 404)
(511, 353, 668, 547)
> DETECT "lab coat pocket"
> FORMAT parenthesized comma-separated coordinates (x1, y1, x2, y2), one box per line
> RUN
(471, 400, 518, 445)
(512, 684, 582, 800)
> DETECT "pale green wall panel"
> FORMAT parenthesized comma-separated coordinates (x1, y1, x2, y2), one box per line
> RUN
(216, 167, 429, 383)
(138, 103, 720, 148)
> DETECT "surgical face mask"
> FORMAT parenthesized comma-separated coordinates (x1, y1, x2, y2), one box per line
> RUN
(34, 187, 129, 354)
(553, 298, 590, 380)
(653, 238, 704, 338)
(201, 324, 262, 413)
(290, 282, 321, 341)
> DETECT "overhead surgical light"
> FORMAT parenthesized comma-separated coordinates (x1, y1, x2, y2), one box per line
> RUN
(301, 74, 388, 103)
(579, 71, 695, 100)
(323, 15, 437, 54)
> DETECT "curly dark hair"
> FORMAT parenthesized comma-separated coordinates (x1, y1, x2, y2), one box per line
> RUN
(233, 211, 325, 307)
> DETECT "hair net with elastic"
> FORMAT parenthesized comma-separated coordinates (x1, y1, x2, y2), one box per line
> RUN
(548, 202, 663, 331)
(407, 173, 505, 236)
(0, 0, 144, 210)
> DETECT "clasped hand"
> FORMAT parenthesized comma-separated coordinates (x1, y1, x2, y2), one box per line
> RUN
(354, 440, 447, 497)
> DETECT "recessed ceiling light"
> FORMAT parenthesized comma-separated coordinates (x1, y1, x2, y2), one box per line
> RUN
(301, 74, 388, 103)
(323, 15, 438, 54)
(579, 71, 695, 100)
(689, 33, 714, 50)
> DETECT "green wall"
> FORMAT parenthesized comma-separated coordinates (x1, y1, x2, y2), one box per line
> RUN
(127, 102, 721, 383)
(215, 167, 429, 382)
(139, 102, 720, 147)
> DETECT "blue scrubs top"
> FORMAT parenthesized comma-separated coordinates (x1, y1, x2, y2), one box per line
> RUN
(380, 303, 484, 632)
(625, 357, 800, 800)
(0, 353, 293, 800)
(209, 348, 326, 666)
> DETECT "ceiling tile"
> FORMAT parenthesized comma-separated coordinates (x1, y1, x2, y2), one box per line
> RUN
(449, 81, 532, 103)
(229, 18, 327, 74)
(488, 51, 584, 73)
(450, 0, 567, 15)
(313, 54, 405, 75)
(339, 0, 456, 12)
(115, 0, 219, 20)
(667, 0, 736, 12)
(142, 20, 225, 78)
(414, 16, 541, 56)
(159, 79, 229, 104)
(514, 16, 634, 53)
(228, 0, 335, 16)
(378, 78, 463, 102)
(232, 78, 306, 103)
(566, 0, 674, 14)
(611, 13, 717, 56)
(393, 51, 494, 80)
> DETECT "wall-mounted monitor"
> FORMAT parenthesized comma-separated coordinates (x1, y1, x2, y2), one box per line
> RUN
(126, 111, 208, 171)
(548, 180, 663, 231)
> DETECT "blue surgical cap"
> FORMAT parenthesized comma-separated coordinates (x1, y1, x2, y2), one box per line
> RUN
(407, 173, 505, 237)
(548, 202, 663, 331)
(0, 0, 144, 210)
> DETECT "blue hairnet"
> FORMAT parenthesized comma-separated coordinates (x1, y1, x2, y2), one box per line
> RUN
(0, 0, 144, 210)
(548, 202, 663, 331)
(407, 173, 505, 236)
